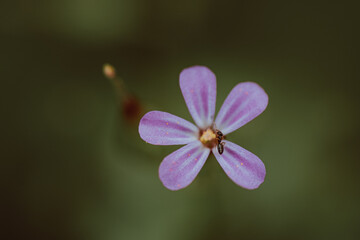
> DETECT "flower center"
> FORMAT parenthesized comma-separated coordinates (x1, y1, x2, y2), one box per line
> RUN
(199, 128, 217, 148)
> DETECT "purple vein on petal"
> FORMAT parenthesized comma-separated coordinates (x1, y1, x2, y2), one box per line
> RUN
(215, 94, 246, 126)
(159, 141, 210, 191)
(212, 140, 266, 190)
(201, 87, 209, 123)
(180, 66, 216, 129)
(178, 146, 205, 172)
(215, 82, 268, 135)
(139, 111, 198, 145)
(218, 97, 251, 130)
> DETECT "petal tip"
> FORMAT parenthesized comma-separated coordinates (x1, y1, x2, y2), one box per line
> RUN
(159, 166, 187, 191)
(180, 65, 213, 74)
(138, 113, 148, 141)
(138, 111, 157, 142)
(240, 162, 266, 190)
(240, 176, 265, 190)
(241, 81, 269, 109)
(160, 181, 184, 191)
(179, 66, 216, 86)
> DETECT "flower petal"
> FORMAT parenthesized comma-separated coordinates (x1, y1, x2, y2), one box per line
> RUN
(159, 141, 210, 190)
(180, 66, 216, 129)
(212, 140, 266, 189)
(139, 111, 198, 145)
(215, 82, 268, 135)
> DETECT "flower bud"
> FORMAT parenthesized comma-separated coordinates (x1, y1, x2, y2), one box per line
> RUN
(103, 63, 116, 79)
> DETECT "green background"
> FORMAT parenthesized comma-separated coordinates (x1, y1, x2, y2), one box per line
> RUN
(2, 1, 359, 239)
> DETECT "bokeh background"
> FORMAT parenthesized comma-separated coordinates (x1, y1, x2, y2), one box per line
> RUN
(2, 1, 360, 239)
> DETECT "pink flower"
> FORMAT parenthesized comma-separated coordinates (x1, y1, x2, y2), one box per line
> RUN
(139, 66, 268, 190)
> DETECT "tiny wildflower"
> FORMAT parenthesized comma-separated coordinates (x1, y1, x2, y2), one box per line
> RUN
(139, 66, 268, 190)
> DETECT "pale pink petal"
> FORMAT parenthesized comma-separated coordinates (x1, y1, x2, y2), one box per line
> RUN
(212, 140, 266, 189)
(139, 111, 198, 145)
(180, 66, 216, 129)
(215, 82, 268, 135)
(159, 141, 210, 190)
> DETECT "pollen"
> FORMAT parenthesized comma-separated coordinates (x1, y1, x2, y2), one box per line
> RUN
(199, 128, 217, 148)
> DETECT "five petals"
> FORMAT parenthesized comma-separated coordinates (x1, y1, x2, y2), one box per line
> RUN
(139, 66, 268, 190)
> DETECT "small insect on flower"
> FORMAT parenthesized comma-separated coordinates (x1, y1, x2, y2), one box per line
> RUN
(216, 129, 225, 155)
(139, 66, 268, 191)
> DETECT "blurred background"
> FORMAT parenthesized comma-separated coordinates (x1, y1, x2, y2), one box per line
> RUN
(1, 0, 359, 239)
